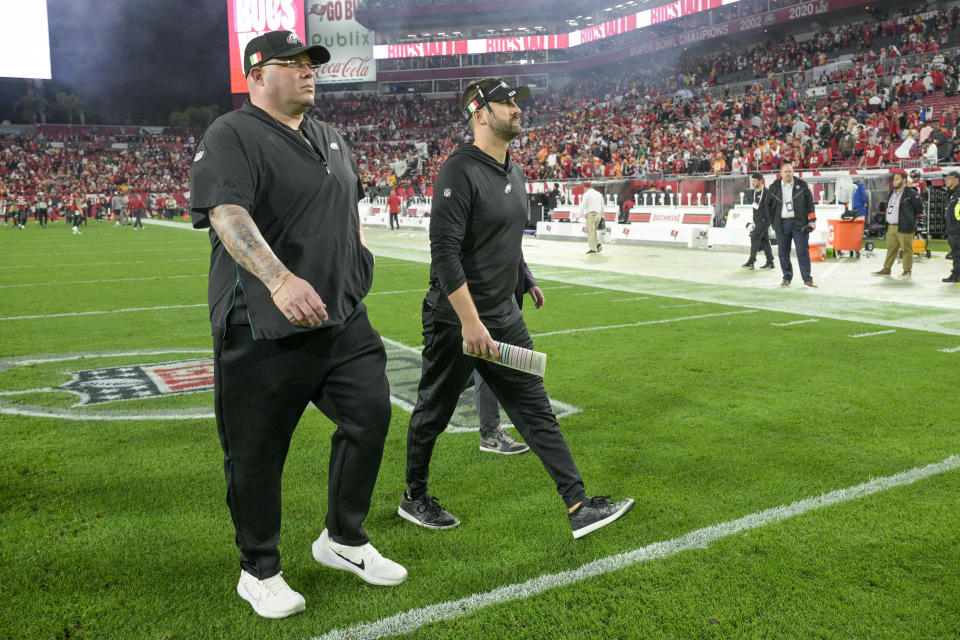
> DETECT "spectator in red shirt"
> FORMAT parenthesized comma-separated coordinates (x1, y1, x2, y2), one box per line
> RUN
(859, 137, 885, 168)
(386, 191, 402, 230)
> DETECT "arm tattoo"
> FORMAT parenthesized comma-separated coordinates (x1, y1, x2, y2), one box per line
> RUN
(208, 204, 288, 285)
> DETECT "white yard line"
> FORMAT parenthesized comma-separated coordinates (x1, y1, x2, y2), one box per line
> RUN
(0, 274, 202, 289)
(770, 319, 820, 327)
(573, 291, 610, 296)
(612, 297, 650, 302)
(658, 302, 702, 309)
(938, 345, 960, 353)
(0, 303, 207, 321)
(850, 329, 897, 338)
(0, 257, 204, 269)
(309, 454, 960, 640)
(367, 289, 425, 296)
(530, 310, 758, 338)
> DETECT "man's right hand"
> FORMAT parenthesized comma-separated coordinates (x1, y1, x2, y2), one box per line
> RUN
(462, 320, 499, 360)
(271, 274, 328, 327)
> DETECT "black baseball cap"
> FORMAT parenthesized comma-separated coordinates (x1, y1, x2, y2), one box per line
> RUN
(946, 170, 960, 179)
(463, 78, 531, 120)
(243, 30, 330, 75)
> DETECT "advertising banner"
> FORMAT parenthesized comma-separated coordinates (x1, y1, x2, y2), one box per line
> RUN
(227, 0, 307, 94)
(306, 0, 375, 84)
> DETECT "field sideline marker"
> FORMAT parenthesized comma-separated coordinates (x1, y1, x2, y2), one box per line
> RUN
(938, 345, 960, 353)
(309, 454, 960, 640)
(530, 310, 758, 337)
(0, 304, 207, 322)
(0, 274, 203, 289)
(770, 319, 819, 327)
(850, 329, 897, 338)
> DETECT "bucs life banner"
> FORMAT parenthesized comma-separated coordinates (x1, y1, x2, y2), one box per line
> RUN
(307, 0, 375, 84)
(227, 0, 308, 93)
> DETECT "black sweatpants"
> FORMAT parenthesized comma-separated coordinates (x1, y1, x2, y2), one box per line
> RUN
(748, 223, 773, 264)
(213, 303, 391, 579)
(406, 304, 586, 508)
(389, 213, 399, 229)
(948, 233, 960, 278)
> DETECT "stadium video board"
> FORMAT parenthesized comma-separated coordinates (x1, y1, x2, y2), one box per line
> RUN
(0, 0, 52, 80)
(228, 0, 375, 93)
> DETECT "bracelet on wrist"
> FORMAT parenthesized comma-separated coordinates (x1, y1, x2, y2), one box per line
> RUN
(270, 272, 292, 298)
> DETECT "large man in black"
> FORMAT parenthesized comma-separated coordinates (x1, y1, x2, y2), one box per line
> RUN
(763, 162, 818, 287)
(399, 77, 634, 540)
(943, 170, 960, 283)
(741, 172, 775, 270)
(189, 30, 405, 620)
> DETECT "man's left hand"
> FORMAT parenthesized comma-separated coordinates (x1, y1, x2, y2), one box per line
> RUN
(527, 286, 545, 308)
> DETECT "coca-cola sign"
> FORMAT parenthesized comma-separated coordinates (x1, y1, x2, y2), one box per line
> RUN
(307, 0, 376, 84)
(316, 55, 371, 81)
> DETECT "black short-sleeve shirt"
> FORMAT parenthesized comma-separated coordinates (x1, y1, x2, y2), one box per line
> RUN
(190, 100, 374, 339)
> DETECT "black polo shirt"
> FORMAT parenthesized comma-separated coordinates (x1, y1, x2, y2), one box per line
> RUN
(428, 144, 527, 328)
(190, 100, 374, 339)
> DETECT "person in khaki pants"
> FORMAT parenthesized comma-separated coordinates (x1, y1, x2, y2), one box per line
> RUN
(580, 182, 604, 254)
(873, 171, 924, 278)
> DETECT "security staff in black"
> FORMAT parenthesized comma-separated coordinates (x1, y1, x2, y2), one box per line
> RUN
(943, 170, 960, 282)
(741, 172, 775, 269)
(763, 162, 818, 287)
(189, 30, 406, 621)
(398, 77, 634, 540)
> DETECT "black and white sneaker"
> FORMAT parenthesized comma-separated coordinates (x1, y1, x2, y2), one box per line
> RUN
(569, 496, 635, 539)
(312, 529, 407, 586)
(398, 492, 460, 529)
(479, 428, 530, 455)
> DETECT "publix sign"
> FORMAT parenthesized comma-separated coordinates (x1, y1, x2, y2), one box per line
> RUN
(307, 1, 376, 84)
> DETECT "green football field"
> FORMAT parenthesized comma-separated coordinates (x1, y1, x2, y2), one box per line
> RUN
(2, 219, 959, 640)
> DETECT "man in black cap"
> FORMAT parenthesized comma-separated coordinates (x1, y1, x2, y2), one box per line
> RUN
(942, 170, 960, 283)
(741, 172, 775, 270)
(399, 77, 634, 540)
(190, 30, 406, 619)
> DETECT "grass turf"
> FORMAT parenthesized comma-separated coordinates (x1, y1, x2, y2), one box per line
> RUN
(1, 220, 958, 639)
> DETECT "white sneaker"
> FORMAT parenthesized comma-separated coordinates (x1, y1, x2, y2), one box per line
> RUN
(312, 529, 407, 586)
(236, 570, 305, 619)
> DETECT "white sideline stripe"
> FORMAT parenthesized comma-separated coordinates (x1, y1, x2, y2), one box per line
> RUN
(367, 289, 424, 296)
(938, 345, 960, 353)
(658, 302, 702, 309)
(850, 329, 897, 338)
(770, 319, 819, 327)
(541, 285, 574, 290)
(530, 310, 758, 337)
(613, 296, 650, 302)
(0, 274, 202, 289)
(0, 303, 206, 321)
(573, 291, 610, 296)
(0, 257, 204, 269)
(310, 454, 960, 640)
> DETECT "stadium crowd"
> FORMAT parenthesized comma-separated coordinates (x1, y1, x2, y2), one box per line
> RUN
(4, 3, 960, 211)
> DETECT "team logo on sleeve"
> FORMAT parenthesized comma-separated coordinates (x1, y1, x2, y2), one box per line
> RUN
(193, 148, 204, 162)
(504, 183, 513, 194)
(443, 188, 452, 198)
(330, 142, 340, 151)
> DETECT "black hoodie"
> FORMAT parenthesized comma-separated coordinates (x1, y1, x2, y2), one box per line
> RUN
(427, 143, 528, 328)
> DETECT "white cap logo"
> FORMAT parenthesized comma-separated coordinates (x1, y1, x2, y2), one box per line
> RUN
(287, 33, 302, 45)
